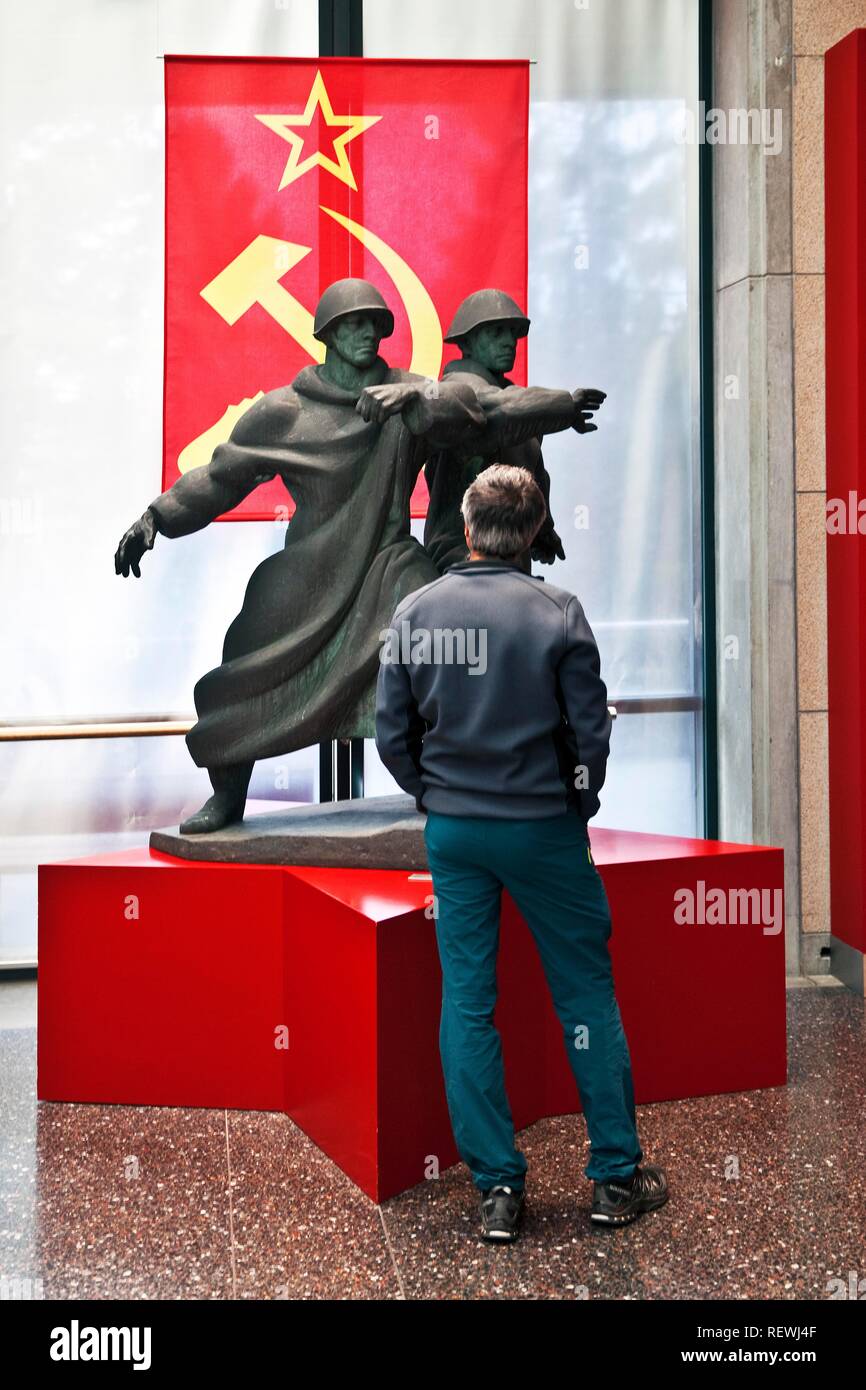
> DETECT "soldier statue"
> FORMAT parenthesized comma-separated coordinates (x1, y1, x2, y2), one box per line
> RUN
(115, 279, 607, 834)
(423, 289, 606, 574)
(115, 279, 485, 832)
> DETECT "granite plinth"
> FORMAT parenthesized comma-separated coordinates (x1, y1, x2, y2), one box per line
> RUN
(149, 793, 427, 869)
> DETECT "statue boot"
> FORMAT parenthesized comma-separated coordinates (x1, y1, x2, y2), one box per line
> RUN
(179, 761, 254, 835)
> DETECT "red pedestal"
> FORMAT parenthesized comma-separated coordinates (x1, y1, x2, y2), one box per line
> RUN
(38, 824, 786, 1202)
(825, 28, 866, 961)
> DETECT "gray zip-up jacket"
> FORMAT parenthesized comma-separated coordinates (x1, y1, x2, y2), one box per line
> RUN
(374, 559, 612, 821)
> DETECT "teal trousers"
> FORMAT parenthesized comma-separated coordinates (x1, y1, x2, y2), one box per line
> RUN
(423, 807, 643, 1193)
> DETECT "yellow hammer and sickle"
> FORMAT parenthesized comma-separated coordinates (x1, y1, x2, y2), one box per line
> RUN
(177, 208, 443, 476)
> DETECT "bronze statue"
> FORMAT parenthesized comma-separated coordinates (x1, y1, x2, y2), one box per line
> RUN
(423, 289, 606, 574)
(115, 278, 485, 833)
(115, 279, 607, 835)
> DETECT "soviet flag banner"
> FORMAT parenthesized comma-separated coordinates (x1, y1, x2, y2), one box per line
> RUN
(163, 55, 529, 520)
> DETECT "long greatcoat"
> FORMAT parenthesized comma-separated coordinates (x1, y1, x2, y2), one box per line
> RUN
(147, 361, 484, 769)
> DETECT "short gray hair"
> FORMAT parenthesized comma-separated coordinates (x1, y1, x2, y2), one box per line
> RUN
(461, 465, 546, 559)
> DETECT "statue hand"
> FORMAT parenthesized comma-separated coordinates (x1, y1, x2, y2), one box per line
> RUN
(115, 508, 158, 578)
(572, 387, 607, 434)
(531, 528, 566, 564)
(356, 382, 419, 424)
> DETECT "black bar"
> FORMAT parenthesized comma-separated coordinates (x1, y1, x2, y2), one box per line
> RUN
(350, 737, 365, 798)
(318, 0, 362, 57)
(317, 0, 364, 800)
(10, 1298, 854, 1361)
(318, 741, 333, 801)
(698, 0, 719, 839)
(336, 739, 351, 799)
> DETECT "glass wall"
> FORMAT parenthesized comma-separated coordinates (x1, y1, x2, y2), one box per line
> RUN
(364, 0, 705, 839)
(0, 0, 704, 963)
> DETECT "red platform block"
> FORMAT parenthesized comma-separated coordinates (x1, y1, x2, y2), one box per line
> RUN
(38, 850, 289, 1113)
(39, 824, 786, 1202)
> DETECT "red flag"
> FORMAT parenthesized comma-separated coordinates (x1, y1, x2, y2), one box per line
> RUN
(163, 56, 528, 520)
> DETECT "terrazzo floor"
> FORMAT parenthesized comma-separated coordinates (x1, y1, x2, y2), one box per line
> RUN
(1, 977, 863, 1301)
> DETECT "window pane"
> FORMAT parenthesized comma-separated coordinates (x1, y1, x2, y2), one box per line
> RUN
(363, 0, 704, 836)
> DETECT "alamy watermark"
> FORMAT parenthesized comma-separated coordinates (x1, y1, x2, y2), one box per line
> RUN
(379, 620, 487, 675)
(0, 1274, 43, 1300)
(827, 491, 866, 534)
(675, 101, 783, 155)
(674, 880, 783, 936)
(49, 1321, 152, 1370)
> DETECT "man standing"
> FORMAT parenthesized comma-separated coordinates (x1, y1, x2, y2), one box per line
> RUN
(375, 464, 667, 1242)
(423, 289, 606, 574)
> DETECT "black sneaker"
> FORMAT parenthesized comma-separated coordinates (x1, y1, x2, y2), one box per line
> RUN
(590, 1164, 668, 1227)
(479, 1185, 525, 1243)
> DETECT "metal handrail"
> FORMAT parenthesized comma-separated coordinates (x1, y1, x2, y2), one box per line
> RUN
(0, 696, 703, 741)
(0, 719, 193, 741)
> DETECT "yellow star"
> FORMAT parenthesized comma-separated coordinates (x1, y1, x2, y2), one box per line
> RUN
(256, 70, 381, 193)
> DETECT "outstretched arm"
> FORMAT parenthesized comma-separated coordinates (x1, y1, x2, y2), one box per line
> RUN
(114, 392, 295, 577)
(356, 379, 605, 456)
(356, 378, 486, 449)
(148, 393, 292, 536)
(468, 383, 606, 453)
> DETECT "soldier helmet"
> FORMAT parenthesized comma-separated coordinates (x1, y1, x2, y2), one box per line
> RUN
(312, 278, 395, 342)
(444, 288, 530, 345)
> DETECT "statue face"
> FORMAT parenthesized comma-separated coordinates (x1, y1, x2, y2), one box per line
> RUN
(327, 311, 382, 367)
(464, 321, 520, 373)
